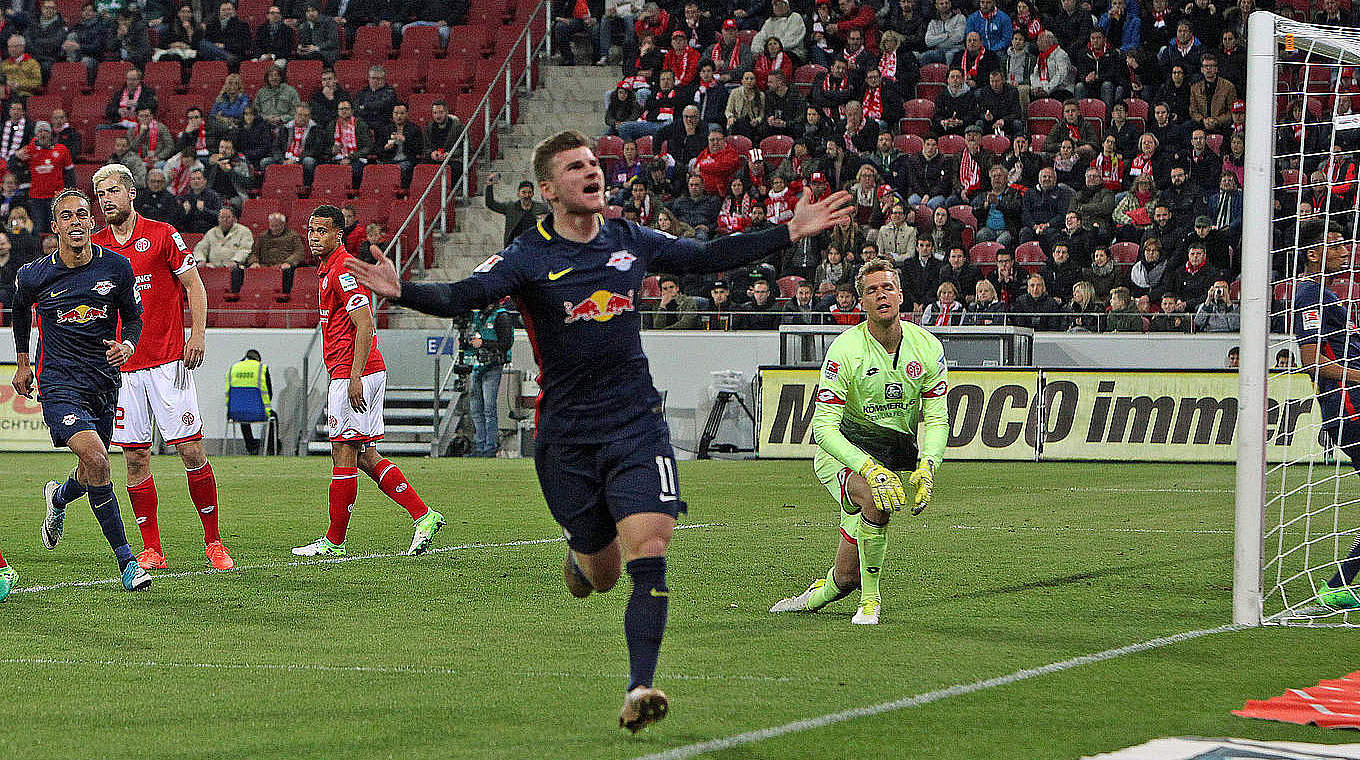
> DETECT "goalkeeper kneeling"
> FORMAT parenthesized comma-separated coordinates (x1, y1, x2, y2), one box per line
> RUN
(771, 260, 950, 625)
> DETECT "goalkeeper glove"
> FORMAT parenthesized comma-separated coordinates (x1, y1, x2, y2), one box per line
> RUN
(907, 461, 935, 516)
(858, 459, 908, 513)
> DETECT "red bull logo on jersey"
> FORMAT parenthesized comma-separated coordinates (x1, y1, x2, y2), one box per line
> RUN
(563, 289, 635, 324)
(56, 304, 108, 324)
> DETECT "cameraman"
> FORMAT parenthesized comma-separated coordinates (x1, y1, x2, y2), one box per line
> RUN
(464, 298, 515, 457)
(1193, 279, 1241, 333)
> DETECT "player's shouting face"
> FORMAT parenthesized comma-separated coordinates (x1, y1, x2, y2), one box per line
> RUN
(93, 174, 136, 226)
(542, 146, 606, 215)
(860, 268, 903, 327)
(53, 192, 93, 251)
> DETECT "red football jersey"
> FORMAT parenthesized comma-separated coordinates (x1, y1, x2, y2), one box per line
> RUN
(319, 245, 385, 379)
(91, 213, 195, 372)
(25, 142, 72, 199)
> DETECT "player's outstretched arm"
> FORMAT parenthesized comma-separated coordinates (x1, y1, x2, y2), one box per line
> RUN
(345, 246, 498, 319)
(648, 191, 855, 275)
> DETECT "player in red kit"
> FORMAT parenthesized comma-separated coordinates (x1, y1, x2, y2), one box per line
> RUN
(291, 205, 444, 557)
(12, 120, 73, 234)
(89, 163, 234, 572)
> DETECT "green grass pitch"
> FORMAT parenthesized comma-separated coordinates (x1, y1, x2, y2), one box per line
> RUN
(0, 455, 1355, 759)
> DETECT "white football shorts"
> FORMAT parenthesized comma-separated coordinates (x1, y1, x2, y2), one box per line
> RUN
(112, 360, 204, 448)
(327, 371, 386, 444)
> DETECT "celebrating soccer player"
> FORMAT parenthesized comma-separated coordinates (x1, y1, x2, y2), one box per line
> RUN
(90, 163, 233, 572)
(770, 259, 948, 625)
(344, 129, 854, 732)
(11, 189, 152, 592)
(290, 205, 444, 558)
(1292, 219, 1360, 609)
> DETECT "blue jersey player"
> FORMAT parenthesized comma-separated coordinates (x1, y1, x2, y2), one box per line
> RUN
(347, 130, 854, 732)
(10, 189, 153, 592)
(1293, 219, 1360, 609)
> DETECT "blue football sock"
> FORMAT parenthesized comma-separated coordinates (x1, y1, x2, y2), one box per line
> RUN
(624, 556, 668, 691)
(88, 483, 134, 569)
(54, 472, 85, 508)
(1329, 535, 1360, 587)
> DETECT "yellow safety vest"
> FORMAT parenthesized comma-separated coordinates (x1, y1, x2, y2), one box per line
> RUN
(226, 359, 271, 413)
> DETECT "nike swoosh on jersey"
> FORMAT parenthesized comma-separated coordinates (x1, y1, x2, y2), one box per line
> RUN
(49, 289, 68, 298)
(548, 267, 574, 280)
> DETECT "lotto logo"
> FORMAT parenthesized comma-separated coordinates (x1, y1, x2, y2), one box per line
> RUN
(815, 388, 845, 405)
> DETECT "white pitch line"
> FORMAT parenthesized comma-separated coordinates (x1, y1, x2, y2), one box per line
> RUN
(0, 657, 804, 683)
(949, 524, 1234, 536)
(11, 522, 723, 595)
(950, 485, 1234, 494)
(631, 623, 1242, 760)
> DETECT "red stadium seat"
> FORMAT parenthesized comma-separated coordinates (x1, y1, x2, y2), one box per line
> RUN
(1027, 98, 1063, 136)
(334, 59, 371, 93)
(776, 275, 804, 298)
(1273, 280, 1296, 303)
(187, 60, 229, 95)
(261, 163, 305, 198)
(759, 135, 792, 168)
(595, 134, 623, 162)
(405, 93, 440, 125)
(898, 99, 934, 136)
(410, 164, 456, 221)
(358, 163, 402, 198)
(1124, 98, 1148, 133)
(385, 59, 425, 99)
(399, 24, 444, 59)
(793, 64, 825, 96)
(25, 95, 66, 123)
(920, 62, 948, 83)
(1108, 241, 1141, 265)
(73, 164, 98, 194)
(238, 60, 275, 95)
(47, 61, 89, 100)
(1014, 240, 1048, 265)
(237, 0, 270, 25)
(212, 307, 267, 329)
(1078, 98, 1106, 140)
(240, 197, 285, 235)
(159, 94, 199, 134)
(93, 61, 135, 93)
(949, 204, 977, 229)
(1206, 133, 1224, 154)
(937, 134, 966, 155)
(968, 242, 1003, 266)
(726, 134, 752, 156)
(286, 59, 323, 100)
(635, 135, 654, 160)
(447, 24, 491, 59)
(641, 274, 661, 297)
(142, 61, 183, 95)
(980, 134, 1010, 156)
(1030, 133, 1047, 153)
(914, 203, 932, 230)
(894, 134, 923, 154)
(426, 58, 473, 96)
(311, 163, 355, 197)
(352, 24, 393, 61)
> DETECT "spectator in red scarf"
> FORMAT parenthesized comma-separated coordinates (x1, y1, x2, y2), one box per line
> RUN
(662, 29, 700, 85)
(693, 129, 741, 196)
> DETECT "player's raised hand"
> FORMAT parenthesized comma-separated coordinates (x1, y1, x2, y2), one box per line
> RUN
(348, 376, 367, 413)
(183, 334, 205, 370)
(11, 364, 33, 398)
(104, 339, 133, 367)
(344, 247, 402, 300)
(786, 190, 855, 243)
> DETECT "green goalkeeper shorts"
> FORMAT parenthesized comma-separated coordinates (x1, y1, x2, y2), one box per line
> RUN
(814, 449, 868, 543)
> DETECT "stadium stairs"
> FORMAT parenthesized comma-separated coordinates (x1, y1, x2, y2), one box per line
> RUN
(306, 386, 460, 456)
(389, 63, 614, 329)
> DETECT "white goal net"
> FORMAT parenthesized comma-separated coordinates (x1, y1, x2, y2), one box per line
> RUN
(1239, 12, 1360, 626)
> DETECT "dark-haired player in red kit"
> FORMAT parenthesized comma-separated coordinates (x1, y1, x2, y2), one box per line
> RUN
(89, 162, 233, 571)
(291, 204, 444, 558)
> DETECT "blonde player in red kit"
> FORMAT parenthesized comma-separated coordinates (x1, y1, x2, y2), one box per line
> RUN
(291, 205, 444, 557)
(89, 163, 234, 571)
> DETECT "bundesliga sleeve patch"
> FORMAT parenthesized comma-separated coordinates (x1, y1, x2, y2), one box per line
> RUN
(922, 380, 948, 399)
(171, 231, 188, 251)
(1303, 308, 1321, 332)
(824, 360, 840, 381)
(473, 254, 503, 273)
(815, 388, 845, 405)
(338, 272, 360, 292)
(345, 293, 370, 311)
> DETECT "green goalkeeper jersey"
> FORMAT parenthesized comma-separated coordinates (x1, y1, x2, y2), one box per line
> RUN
(811, 321, 949, 473)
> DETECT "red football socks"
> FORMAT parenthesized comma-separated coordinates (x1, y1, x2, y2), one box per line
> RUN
(0, 546, 7, 568)
(186, 462, 221, 544)
(371, 459, 429, 521)
(327, 467, 359, 545)
(127, 476, 161, 553)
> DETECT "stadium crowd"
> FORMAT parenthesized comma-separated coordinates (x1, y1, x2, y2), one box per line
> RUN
(0, 0, 473, 322)
(574, 0, 1293, 332)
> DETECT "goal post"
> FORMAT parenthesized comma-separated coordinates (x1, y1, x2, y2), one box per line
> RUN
(1238, 12, 1360, 627)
